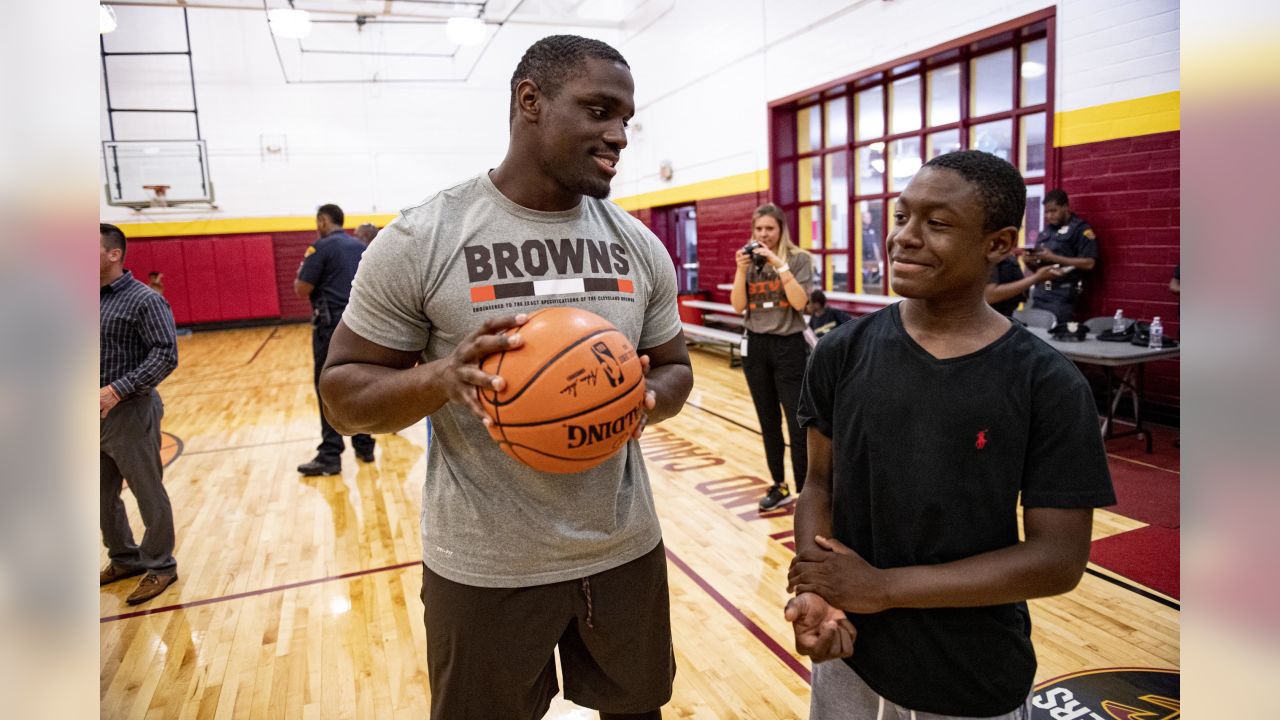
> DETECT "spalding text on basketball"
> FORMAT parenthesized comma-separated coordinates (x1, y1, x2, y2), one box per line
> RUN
(565, 405, 643, 449)
(465, 238, 631, 281)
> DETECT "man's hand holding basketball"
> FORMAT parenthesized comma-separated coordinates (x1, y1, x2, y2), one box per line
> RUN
(788, 535, 891, 614)
(440, 313, 526, 424)
(785, 592, 856, 662)
(630, 354, 658, 440)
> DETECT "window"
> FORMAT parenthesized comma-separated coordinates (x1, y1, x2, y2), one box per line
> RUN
(770, 18, 1053, 294)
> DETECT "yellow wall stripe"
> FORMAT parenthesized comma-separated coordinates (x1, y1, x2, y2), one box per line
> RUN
(612, 169, 769, 212)
(115, 213, 397, 239)
(1054, 91, 1180, 148)
(111, 94, 1177, 236)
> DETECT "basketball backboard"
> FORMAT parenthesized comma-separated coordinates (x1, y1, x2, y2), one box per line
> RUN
(102, 139, 214, 209)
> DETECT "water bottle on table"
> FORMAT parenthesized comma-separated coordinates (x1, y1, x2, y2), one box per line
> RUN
(1148, 316, 1163, 349)
(1112, 309, 1126, 334)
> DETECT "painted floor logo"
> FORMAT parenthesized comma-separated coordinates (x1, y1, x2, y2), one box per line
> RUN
(1032, 668, 1178, 720)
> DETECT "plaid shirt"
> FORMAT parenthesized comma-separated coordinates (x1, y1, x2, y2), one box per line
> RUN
(100, 270, 178, 398)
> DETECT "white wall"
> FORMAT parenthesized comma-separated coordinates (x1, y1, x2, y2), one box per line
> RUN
(100, 5, 619, 223)
(615, 0, 1180, 199)
(100, 1, 1180, 222)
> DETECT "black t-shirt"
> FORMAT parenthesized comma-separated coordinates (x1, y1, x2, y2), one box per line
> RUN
(298, 231, 367, 321)
(797, 304, 1115, 716)
(809, 307, 852, 336)
(988, 257, 1026, 317)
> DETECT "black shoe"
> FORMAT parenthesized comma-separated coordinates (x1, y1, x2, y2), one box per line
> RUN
(356, 450, 375, 463)
(297, 458, 341, 476)
(759, 483, 795, 511)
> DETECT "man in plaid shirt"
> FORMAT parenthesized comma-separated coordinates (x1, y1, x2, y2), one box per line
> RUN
(99, 223, 180, 605)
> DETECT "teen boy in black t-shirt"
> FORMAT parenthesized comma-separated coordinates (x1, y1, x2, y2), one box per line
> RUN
(787, 151, 1114, 719)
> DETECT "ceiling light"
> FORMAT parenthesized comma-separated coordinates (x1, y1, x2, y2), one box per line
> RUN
(268, 8, 312, 39)
(446, 17, 486, 46)
(578, 0, 627, 22)
(1021, 61, 1047, 79)
(100, 4, 117, 34)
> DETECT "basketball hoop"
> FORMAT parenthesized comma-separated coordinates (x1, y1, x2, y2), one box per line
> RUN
(143, 184, 171, 208)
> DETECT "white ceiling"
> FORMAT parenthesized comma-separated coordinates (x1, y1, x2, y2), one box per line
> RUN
(102, 0, 669, 82)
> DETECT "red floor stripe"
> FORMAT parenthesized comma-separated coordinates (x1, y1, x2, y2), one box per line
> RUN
(100, 560, 419, 623)
(665, 547, 811, 684)
(1090, 526, 1180, 599)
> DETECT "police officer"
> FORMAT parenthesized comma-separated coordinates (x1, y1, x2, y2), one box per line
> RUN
(295, 204, 375, 475)
(1026, 188, 1098, 322)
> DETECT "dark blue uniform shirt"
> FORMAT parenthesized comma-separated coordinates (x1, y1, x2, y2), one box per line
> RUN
(298, 231, 367, 325)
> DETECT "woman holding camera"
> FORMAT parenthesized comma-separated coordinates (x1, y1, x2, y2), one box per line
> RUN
(730, 203, 814, 511)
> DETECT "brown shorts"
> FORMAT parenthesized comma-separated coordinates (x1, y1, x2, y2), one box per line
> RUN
(421, 541, 675, 719)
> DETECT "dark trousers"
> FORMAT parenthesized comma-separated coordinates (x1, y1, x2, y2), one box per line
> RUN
(741, 331, 809, 491)
(313, 321, 374, 461)
(100, 390, 176, 574)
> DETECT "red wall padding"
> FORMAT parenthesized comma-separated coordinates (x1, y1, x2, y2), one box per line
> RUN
(242, 235, 282, 318)
(182, 239, 221, 323)
(123, 233, 285, 325)
(212, 237, 253, 320)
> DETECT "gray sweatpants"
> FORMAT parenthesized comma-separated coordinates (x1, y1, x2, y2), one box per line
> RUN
(100, 390, 176, 574)
(811, 659, 1032, 720)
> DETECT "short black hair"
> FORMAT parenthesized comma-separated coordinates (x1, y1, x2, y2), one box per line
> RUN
(923, 150, 1026, 233)
(810, 289, 827, 306)
(317, 203, 344, 226)
(509, 35, 629, 121)
(1044, 188, 1069, 207)
(100, 223, 126, 257)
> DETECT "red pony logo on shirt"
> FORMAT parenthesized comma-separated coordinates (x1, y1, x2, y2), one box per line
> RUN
(976, 430, 989, 450)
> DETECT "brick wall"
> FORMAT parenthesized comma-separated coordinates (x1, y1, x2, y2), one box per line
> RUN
(1059, 130, 1180, 408)
(273, 231, 319, 321)
(633, 192, 768, 303)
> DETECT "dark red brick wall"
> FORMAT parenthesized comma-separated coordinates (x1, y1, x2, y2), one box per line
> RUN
(1059, 130, 1180, 408)
(273, 231, 318, 321)
(633, 192, 768, 304)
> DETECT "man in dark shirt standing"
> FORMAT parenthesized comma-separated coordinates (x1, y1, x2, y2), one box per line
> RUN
(99, 223, 180, 605)
(787, 152, 1114, 718)
(295, 204, 375, 475)
(1025, 188, 1098, 322)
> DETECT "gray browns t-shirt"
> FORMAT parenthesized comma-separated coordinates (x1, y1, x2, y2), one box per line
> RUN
(343, 173, 681, 588)
(742, 249, 814, 335)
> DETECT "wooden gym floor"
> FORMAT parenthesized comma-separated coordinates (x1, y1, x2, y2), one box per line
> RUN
(100, 324, 1179, 719)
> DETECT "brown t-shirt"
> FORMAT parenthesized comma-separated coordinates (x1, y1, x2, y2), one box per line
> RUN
(743, 249, 813, 336)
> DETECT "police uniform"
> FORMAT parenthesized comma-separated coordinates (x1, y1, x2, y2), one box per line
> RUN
(298, 230, 374, 463)
(1028, 214, 1097, 322)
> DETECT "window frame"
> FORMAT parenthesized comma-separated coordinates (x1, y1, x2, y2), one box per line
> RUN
(768, 8, 1056, 295)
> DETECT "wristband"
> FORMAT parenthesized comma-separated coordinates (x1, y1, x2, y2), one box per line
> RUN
(776, 266, 792, 275)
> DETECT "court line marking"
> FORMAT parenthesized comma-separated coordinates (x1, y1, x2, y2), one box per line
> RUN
(665, 547, 811, 684)
(1106, 452, 1179, 475)
(180, 436, 316, 457)
(100, 546, 817, 689)
(245, 326, 279, 366)
(1084, 565, 1179, 610)
(100, 560, 420, 623)
(165, 381, 312, 398)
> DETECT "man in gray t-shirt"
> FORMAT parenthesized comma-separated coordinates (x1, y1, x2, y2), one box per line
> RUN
(318, 35, 692, 720)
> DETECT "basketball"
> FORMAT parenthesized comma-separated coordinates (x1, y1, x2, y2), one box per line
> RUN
(477, 307, 647, 474)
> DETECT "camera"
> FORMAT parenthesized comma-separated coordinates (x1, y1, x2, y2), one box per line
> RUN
(741, 241, 768, 271)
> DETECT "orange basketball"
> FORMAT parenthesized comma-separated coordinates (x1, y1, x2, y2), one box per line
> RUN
(477, 307, 647, 474)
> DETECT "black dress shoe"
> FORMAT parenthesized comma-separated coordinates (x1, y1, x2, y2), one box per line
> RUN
(297, 458, 341, 476)
(356, 450, 375, 463)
